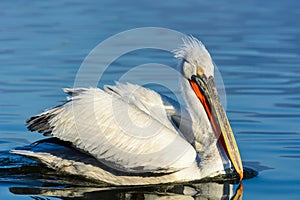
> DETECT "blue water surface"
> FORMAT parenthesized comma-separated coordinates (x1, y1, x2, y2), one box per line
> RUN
(1, 0, 300, 199)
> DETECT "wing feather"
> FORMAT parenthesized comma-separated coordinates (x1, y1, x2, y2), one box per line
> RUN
(104, 82, 176, 132)
(105, 82, 195, 144)
(26, 87, 196, 173)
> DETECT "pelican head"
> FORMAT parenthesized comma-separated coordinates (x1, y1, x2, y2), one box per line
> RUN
(174, 36, 243, 180)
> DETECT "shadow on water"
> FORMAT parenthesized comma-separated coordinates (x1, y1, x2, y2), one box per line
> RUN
(4, 163, 246, 200)
(0, 139, 259, 200)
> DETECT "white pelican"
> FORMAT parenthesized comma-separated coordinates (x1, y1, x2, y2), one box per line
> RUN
(12, 36, 243, 185)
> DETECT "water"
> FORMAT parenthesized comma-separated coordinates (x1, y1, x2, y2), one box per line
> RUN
(1, 0, 300, 199)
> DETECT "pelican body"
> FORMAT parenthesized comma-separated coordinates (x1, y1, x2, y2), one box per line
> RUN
(12, 36, 243, 185)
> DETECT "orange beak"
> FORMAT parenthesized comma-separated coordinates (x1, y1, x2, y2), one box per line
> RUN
(189, 74, 243, 180)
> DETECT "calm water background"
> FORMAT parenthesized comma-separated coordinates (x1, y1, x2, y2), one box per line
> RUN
(1, 0, 300, 199)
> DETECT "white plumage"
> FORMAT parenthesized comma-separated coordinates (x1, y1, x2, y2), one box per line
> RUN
(11, 36, 243, 185)
(44, 86, 196, 173)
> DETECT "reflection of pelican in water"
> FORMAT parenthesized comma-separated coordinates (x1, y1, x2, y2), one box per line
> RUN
(10, 178, 244, 200)
(12, 36, 243, 185)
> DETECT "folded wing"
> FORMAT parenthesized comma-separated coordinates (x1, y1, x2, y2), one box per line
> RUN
(104, 82, 195, 144)
(26, 87, 196, 174)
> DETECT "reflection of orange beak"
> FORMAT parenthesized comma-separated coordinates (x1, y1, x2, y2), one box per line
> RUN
(232, 183, 244, 200)
(189, 74, 243, 180)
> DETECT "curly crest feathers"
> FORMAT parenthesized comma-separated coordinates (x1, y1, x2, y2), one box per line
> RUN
(173, 36, 214, 77)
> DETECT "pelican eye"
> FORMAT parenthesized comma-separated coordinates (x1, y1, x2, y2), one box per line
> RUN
(197, 66, 205, 75)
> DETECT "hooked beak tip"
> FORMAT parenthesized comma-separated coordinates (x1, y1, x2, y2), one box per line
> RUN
(238, 170, 244, 181)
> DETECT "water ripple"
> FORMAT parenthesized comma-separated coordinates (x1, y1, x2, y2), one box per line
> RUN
(0, 0, 300, 199)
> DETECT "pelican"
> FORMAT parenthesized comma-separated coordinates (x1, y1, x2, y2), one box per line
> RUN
(11, 36, 243, 185)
